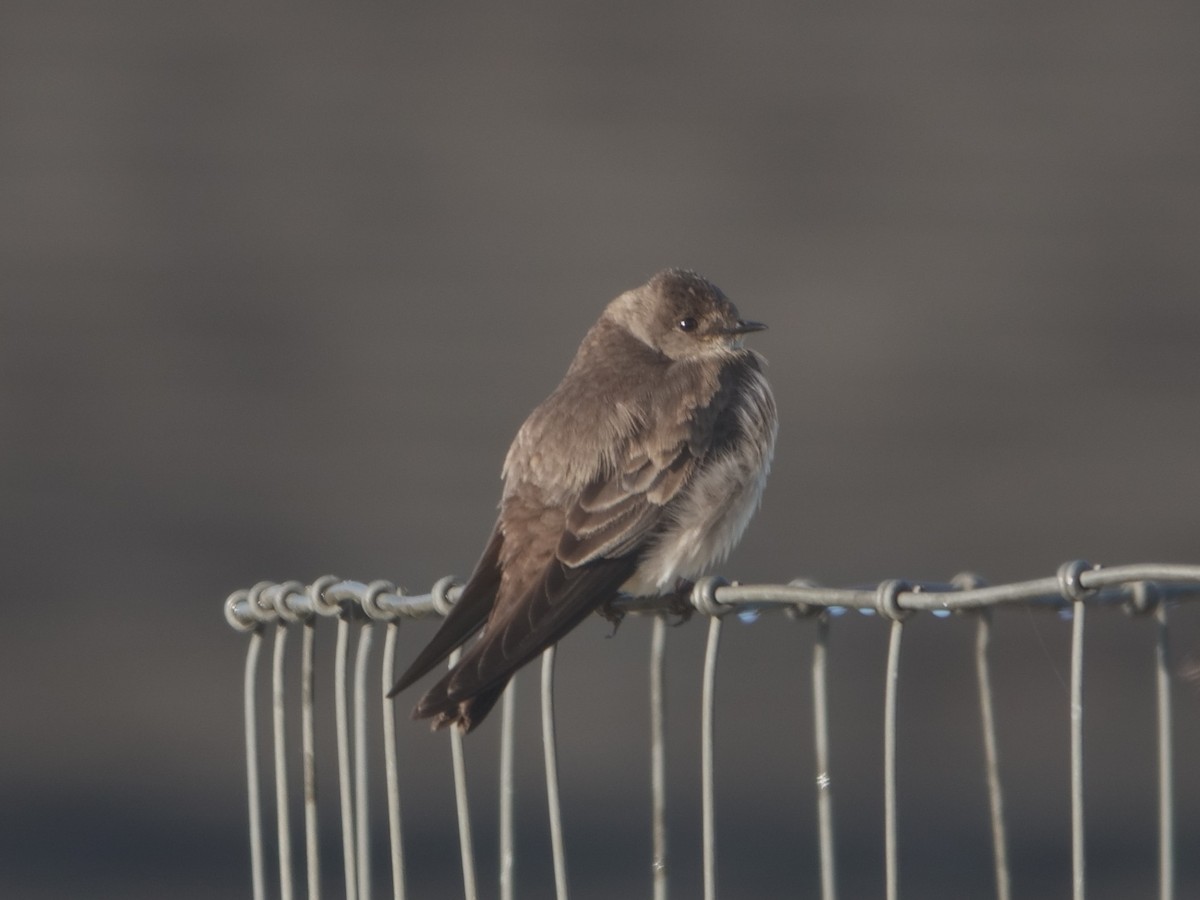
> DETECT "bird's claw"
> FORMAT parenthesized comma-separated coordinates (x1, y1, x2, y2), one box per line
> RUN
(666, 580, 696, 626)
(597, 598, 627, 637)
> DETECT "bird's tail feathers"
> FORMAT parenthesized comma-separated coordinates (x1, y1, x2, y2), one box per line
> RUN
(416, 676, 508, 734)
(386, 525, 505, 699)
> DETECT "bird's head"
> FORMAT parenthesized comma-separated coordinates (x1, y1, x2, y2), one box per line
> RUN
(611, 268, 766, 361)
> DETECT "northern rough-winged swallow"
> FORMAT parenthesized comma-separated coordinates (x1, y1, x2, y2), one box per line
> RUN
(388, 269, 777, 731)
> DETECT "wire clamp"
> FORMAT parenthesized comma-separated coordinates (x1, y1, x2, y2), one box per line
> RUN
(308, 575, 342, 616)
(432, 575, 459, 617)
(691, 576, 731, 617)
(1057, 560, 1099, 604)
(363, 579, 399, 620)
(224, 588, 256, 631)
(875, 579, 913, 621)
(270, 580, 307, 622)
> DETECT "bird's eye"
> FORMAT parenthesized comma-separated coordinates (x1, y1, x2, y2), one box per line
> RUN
(678, 317, 698, 332)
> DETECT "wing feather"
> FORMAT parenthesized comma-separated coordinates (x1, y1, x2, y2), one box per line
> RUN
(417, 433, 697, 715)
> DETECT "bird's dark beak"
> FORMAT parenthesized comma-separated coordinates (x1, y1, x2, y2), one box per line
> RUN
(726, 319, 767, 335)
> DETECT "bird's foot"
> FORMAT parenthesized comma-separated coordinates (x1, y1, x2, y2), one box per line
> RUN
(666, 579, 696, 626)
(597, 598, 627, 637)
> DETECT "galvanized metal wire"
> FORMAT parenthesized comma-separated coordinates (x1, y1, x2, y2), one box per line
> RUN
(353, 621, 374, 900)
(1070, 598, 1087, 900)
(811, 614, 837, 900)
(301, 619, 320, 900)
(447, 646, 479, 900)
(271, 623, 295, 900)
(380, 619, 407, 900)
(242, 626, 267, 900)
(333, 612, 358, 900)
(225, 561, 1200, 900)
(541, 647, 569, 900)
(883, 617, 904, 900)
(649, 615, 669, 900)
(975, 610, 1010, 900)
(499, 678, 517, 900)
(700, 614, 723, 900)
(1155, 603, 1174, 900)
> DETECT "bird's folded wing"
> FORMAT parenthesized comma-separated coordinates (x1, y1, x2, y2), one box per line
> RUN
(438, 440, 698, 703)
(561, 444, 693, 563)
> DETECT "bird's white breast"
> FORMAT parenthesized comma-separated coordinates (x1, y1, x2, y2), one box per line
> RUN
(622, 364, 777, 596)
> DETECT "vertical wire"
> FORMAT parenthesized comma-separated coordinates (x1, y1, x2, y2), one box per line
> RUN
(499, 678, 517, 900)
(542, 646, 570, 900)
(381, 622, 407, 900)
(1155, 605, 1174, 900)
(273, 623, 296, 900)
(245, 628, 268, 900)
(812, 615, 837, 900)
(354, 623, 375, 900)
(1069, 602, 1086, 900)
(335, 613, 359, 900)
(448, 647, 479, 900)
(883, 619, 903, 900)
(701, 616, 723, 900)
(301, 620, 321, 900)
(650, 616, 669, 900)
(975, 612, 1011, 900)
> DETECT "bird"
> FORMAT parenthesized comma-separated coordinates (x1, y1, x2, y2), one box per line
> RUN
(388, 268, 777, 732)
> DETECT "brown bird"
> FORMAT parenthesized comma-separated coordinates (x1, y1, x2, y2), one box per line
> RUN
(388, 269, 777, 731)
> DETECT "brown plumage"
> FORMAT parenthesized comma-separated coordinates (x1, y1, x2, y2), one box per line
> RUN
(388, 269, 777, 731)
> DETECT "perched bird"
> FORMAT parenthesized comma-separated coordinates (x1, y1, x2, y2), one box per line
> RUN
(389, 269, 777, 731)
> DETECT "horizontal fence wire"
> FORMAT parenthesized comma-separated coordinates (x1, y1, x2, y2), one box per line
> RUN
(226, 561, 1200, 900)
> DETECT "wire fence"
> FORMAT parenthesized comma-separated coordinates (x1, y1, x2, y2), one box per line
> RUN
(225, 561, 1200, 900)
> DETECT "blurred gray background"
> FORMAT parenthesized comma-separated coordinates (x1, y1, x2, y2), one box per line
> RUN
(3, 2, 1200, 898)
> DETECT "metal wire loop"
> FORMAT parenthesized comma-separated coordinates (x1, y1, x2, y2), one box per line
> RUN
(432, 575, 459, 617)
(362, 579, 398, 620)
(309, 574, 342, 616)
(691, 575, 731, 617)
(249, 581, 279, 623)
(1058, 560, 1098, 604)
(875, 579, 913, 621)
(270, 580, 307, 623)
(225, 589, 256, 631)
